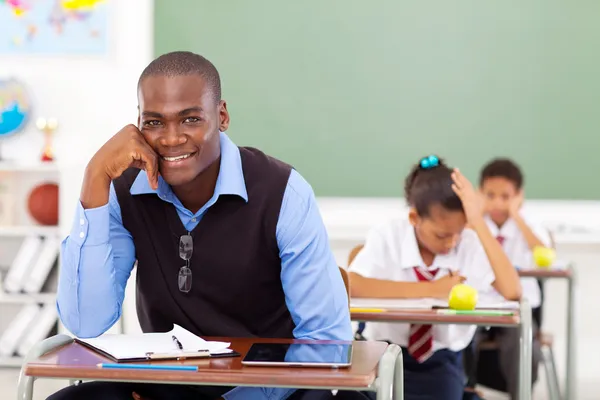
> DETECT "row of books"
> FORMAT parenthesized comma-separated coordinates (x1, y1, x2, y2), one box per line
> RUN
(2, 235, 60, 294)
(0, 303, 58, 357)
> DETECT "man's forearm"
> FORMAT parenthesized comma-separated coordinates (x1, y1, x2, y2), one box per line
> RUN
(57, 204, 128, 338)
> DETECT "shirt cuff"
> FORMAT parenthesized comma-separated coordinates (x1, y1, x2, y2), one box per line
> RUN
(69, 201, 110, 247)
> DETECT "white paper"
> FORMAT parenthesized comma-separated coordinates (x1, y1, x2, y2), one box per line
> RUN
(76, 324, 230, 360)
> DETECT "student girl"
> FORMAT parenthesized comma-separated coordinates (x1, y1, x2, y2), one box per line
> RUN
(348, 155, 521, 400)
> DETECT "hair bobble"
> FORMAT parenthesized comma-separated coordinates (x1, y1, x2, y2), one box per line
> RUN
(419, 155, 439, 170)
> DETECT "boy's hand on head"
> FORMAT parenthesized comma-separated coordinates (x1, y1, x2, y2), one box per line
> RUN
(509, 191, 524, 218)
(451, 168, 484, 225)
(430, 272, 466, 299)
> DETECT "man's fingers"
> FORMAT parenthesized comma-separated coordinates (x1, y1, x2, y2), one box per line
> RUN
(138, 143, 159, 190)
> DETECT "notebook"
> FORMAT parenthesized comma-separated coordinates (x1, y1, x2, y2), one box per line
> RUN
(75, 324, 239, 362)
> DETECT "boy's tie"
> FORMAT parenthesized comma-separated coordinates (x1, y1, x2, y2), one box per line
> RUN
(408, 266, 439, 363)
(496, 235, 505, 246)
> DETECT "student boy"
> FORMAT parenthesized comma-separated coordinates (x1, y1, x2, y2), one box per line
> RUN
(51, 51, 353, 400)
(478, 157, 551, 399)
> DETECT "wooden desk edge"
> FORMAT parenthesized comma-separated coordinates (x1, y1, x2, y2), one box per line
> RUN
(351, 309, 521, 326)
(23, 340, 388, 390)
(23, 364, 377, 389)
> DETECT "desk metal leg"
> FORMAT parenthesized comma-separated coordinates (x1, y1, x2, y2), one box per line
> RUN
(566, 269, 576, 400)
(519, 299, 533, 400)
(377, 344, 403, 400)
(17, 334, 74, 400)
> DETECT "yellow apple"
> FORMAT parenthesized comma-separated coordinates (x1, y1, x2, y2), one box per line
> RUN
(533, 246, 556, 268)
(448, 284, 478, 311)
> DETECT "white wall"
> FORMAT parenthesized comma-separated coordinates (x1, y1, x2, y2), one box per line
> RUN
(0, 0, 154, 237)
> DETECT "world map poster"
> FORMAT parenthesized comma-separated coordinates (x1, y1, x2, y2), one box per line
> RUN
(0, 0, 108, 54)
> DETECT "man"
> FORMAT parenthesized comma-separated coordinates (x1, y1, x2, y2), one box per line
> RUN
(51, 51, 352, 400)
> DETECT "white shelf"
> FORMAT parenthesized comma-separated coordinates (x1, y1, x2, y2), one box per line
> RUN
(0, 293, 56, 304)
(0, 161, 60, 173)
(0, 225, 60, 237)
(0, 355, 24, 367)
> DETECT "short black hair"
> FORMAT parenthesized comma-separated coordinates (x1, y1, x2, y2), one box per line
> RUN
(138, 51, 221, 103)
(404, 155, 463, 217)
(479, 158, 524, 190)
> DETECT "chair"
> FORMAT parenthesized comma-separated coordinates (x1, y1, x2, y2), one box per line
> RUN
(338, 266, 350, 306)
(473, 332, 560, 400)
(348, 244, 364, 266)
(347, 244, 366, 340)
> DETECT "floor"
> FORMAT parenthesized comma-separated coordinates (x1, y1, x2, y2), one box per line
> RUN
(1, 367, 597, 400)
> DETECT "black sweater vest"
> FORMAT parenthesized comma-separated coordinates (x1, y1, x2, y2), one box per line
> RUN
(113, 147, 296, 338)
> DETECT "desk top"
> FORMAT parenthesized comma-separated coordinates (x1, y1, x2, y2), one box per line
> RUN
(518, 268, 572, 279)
(24, 338, 388, 390)
(351, 308, 520, 326)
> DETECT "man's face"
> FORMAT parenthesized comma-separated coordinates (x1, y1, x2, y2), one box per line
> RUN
(409, 204, 466, 256)
(480, 176, 520, 225)
(137, 74, 229, 187)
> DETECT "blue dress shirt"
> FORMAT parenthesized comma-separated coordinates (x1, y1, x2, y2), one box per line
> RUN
(57, 132, 352, 400)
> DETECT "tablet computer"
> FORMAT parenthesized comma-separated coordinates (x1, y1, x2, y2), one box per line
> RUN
(242, 343, 353, 368)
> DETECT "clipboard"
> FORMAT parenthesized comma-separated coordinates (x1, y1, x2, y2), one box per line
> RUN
(75, 338, 241, 363)
(73, 324, 240, 363)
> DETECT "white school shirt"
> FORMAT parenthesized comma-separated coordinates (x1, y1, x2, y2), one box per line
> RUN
(349, 217, 496, 352)
(484, 215, 552, 309)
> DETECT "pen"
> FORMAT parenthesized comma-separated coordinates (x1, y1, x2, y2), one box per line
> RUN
(172, 335, 183, 350)
(97, 363, 198, 371)
(350, 308, 386, 313)
(436, 309, 514, 316)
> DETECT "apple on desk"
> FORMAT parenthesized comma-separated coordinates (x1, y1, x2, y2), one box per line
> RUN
(533, 246, 556, 268)
(448, 284, 478, 311)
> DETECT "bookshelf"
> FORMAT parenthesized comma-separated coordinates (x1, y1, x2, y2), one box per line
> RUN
(0, 163, 61, 367)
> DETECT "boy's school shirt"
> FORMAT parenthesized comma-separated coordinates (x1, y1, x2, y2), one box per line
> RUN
(484, 215, 552, 309)
(348, 217, 496, 352)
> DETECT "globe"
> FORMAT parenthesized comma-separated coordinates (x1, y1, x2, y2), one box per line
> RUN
(0, 79, 30, 137)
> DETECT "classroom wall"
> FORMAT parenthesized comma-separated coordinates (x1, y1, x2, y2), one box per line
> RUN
(155, 0, 600, 199)
(0, 0, 154, 237)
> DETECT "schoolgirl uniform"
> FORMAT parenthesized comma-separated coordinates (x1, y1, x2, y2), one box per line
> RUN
(349, 217, 498, 400)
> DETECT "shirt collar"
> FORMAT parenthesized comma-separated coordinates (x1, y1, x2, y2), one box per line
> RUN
(130, 132, 248, 202)
(399, 222, 457, 270)
(484, 215, 518, 238)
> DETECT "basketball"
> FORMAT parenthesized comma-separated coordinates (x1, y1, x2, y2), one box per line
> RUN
(27, 183, 59, 226)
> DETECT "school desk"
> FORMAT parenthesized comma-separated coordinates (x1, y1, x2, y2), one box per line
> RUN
(350, 298, 533, 400)
(17, 336, 403, 400)
(518, 263, 576, 400)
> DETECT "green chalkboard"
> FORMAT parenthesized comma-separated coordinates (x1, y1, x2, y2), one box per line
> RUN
(155, 1, 600, 199)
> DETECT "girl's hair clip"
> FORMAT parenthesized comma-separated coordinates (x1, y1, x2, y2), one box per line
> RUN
(419, 155, 439, 170)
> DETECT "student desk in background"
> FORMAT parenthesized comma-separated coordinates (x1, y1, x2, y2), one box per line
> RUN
(350, 298, 533, 400)
(518, 263, 576, 400)
(17, 336, 403, 400)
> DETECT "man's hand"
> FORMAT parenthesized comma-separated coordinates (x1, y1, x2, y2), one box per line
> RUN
(89, 124, 159, 189)
(81, 124, 159, 209)
(451, 169, 484, 226)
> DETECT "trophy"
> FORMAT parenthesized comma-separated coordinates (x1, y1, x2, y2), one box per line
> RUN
(36, 117, 58, 162)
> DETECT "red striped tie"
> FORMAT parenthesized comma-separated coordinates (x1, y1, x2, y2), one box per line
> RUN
(497, 235, 505, 246)
(408, 266, 439, 363)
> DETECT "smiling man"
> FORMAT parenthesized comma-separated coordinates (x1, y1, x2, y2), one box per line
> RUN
(51, 51, 353, 400)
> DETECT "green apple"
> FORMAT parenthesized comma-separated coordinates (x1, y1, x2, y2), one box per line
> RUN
(448, 284, 478, 310)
